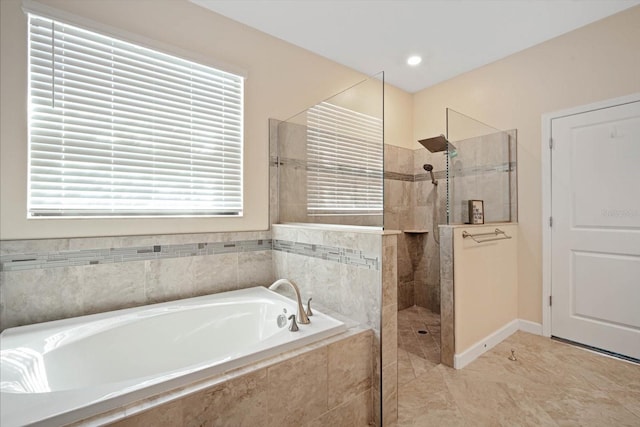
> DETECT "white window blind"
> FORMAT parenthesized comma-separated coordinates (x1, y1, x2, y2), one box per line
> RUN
(306, 102, 383, 215)
(27, 14, 243, 217)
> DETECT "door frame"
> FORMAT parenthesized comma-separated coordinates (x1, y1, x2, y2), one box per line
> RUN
(541, 92, 640, 338)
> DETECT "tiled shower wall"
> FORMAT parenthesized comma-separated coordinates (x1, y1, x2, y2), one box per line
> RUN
(384, 130, 516, 314)
(0, 231, 274, 331)
(384, 144, 446, 313)
(448, 130, 518, 224)
(272, 224, 382, 335)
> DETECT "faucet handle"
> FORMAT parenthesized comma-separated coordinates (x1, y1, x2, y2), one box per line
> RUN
(288, 314, 299, 332)
(306, 298, 313, 317)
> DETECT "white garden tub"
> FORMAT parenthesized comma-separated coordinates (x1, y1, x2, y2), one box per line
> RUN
(0, 286, 346, 426)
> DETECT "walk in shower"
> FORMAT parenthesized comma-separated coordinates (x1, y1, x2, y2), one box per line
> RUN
(390, 108, 517, 382)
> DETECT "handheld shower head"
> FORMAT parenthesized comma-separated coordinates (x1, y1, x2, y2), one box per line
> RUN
(423, 164, 438, 185)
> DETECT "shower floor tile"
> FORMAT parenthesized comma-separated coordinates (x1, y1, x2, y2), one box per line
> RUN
(398, 306, 441, 386)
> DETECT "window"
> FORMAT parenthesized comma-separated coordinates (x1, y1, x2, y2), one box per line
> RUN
(27, 14, 243, 217)
(306, 102, 383, 215)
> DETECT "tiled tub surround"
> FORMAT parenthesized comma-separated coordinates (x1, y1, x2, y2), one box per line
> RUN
(272, 224, 382, 331)
(0, 229, 385, 331)
(1, 239, 273, 272)
(86, 329, 374, 426)
(272, 224, 399, 426)
(0, 231, 274, 331)
(1, 286, 348, 426)
(1, 227, 388, 425)
(1, 225, 395, 425)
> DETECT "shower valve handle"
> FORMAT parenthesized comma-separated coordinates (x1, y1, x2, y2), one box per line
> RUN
(306, 298, 313, 317)
(288, 314, 299, 332)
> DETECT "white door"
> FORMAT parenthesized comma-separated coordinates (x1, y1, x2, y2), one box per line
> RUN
(551, 99, 640, 360)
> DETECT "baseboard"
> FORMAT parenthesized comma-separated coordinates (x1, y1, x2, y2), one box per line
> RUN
(453, 319, 519, 369)
(518, 319, 543, 335)
(453, 319, 544, 369)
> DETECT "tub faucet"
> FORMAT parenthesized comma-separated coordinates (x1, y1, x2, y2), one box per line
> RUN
(268, 279, 311, 324)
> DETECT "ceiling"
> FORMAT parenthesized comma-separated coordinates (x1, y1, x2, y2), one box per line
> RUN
(191, 0, 639, 93)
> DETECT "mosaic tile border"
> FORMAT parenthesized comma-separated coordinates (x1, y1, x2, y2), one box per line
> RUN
(1, 238, 379, 272)
(273, 239, 379, 271)
(0, 239, 272, 272)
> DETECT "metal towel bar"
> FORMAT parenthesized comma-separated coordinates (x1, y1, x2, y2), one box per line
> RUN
(462, 228, 512, 243)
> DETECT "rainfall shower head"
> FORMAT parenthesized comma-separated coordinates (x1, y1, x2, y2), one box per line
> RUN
(423, 164, 437, 185)
(418, 134, 457, 154)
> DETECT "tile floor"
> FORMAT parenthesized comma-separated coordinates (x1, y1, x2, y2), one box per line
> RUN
(397, 306, 640, 426)
(398, 306, 442, 385)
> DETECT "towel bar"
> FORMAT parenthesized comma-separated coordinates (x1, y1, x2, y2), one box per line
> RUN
(462, 228, 512, 243)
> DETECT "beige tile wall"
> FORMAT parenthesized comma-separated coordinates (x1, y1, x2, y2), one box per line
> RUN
(272, 224, 382, 332)
(86, 330, 374, 427)
(439, 226, 455, 367)
(272, 224, 398, 426)
(448, 131, 516, 224)
(384, 144, 444, 314)
(381, 234, 399, 426)
(0, 231, 274, 330)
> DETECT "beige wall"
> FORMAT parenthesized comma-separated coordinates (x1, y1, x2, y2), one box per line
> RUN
(452, 225, 518, 352)
(413, 6, 640, 323)
(0, 0, 413, 239)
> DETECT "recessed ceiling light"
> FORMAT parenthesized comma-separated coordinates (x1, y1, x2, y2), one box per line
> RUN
(407, 55, 422, 66)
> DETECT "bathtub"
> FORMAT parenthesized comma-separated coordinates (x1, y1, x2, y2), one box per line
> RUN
(0, 286, 346, 426)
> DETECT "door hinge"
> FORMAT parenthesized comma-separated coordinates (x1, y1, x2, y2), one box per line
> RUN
(549, 138, 553, 149)
(549, 295, 552, 306)
(549, 216, 553, 227)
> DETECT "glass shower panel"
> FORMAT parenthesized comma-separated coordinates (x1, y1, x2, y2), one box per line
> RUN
(446, 108, 517, 224)
(276, 73, 384, 227)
